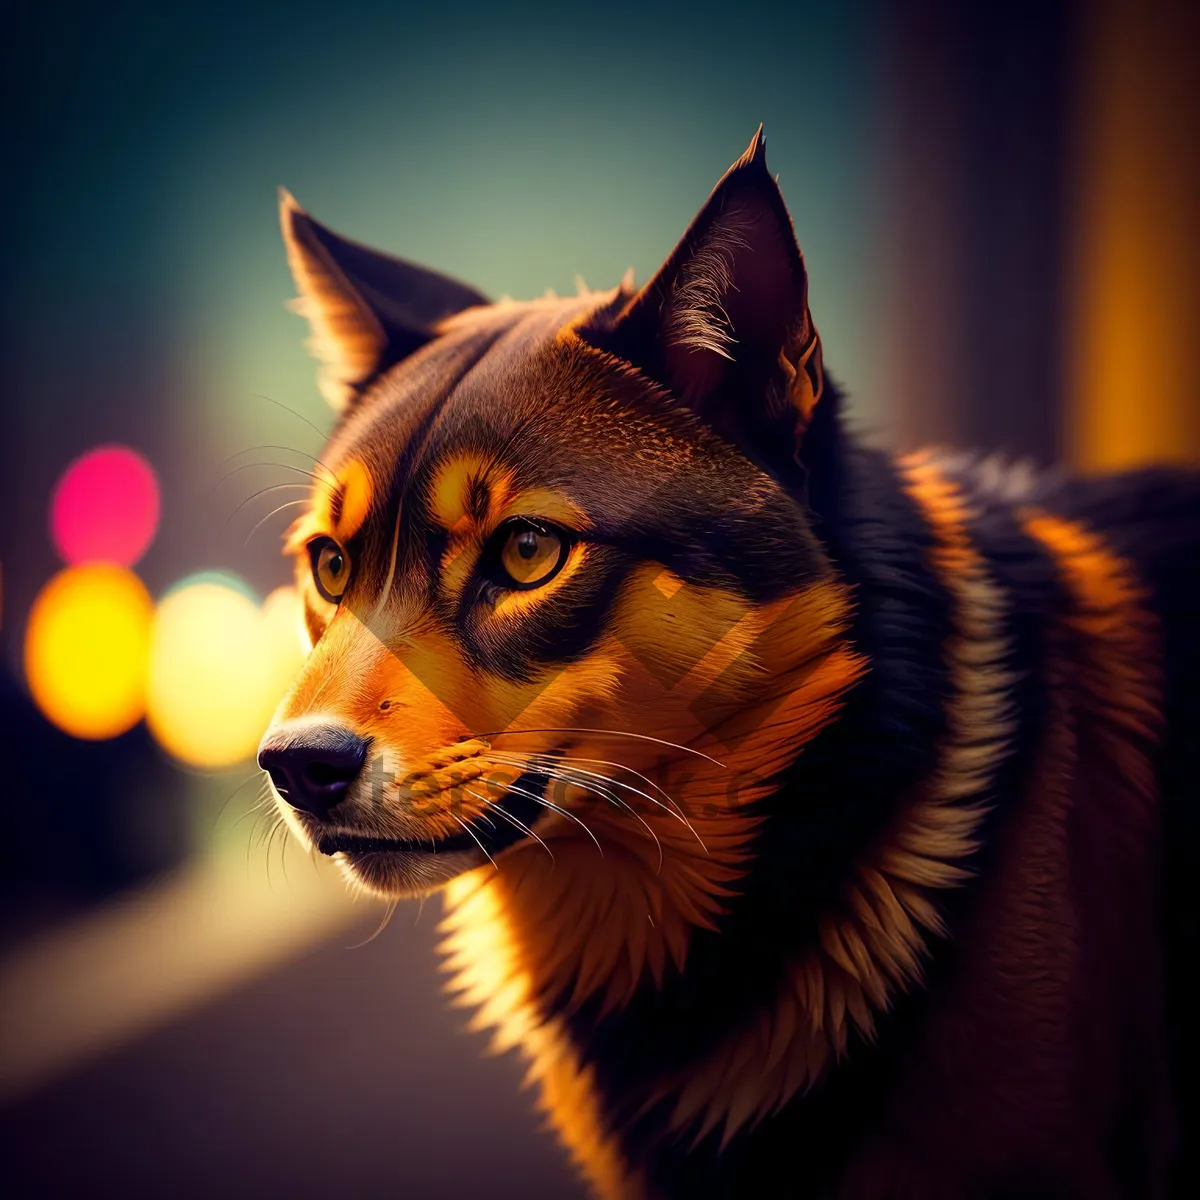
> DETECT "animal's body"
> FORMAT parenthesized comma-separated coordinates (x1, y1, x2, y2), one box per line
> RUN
(259, 130, 1200, 1198)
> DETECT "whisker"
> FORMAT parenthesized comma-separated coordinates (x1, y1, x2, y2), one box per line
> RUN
(502, 779, 604, 857)
(262, 817, 285, 891)
(278, 818, 294, 884)
(450, 813, 499, 871)
(213, 443, 340, 484)
(243, 498, 312, 547)
(482, 752, 622, 805)
(221, 482, 313, 533)
(246, 809, 264, 877)
(478, 726, 725, 766)
(230, 788, 275, 833)
(263, 813, 288, 881)
(533, 756, 707, 852)
(482, 755, 664, 871)
(250, 394, 333, 449)
(554, 768, 663, 872)
(464, 788, 555, 866)
(211, 770, 265, 837)
(207, 460, 340, 502)
(549, 754, 687, 817)
(249, 805, 277, 851)
(347, 898, 399, 949)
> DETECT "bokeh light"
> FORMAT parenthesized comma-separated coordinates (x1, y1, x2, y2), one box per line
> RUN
(24, 564, 154, 740)
(146, 579, 306, 768)
(50, 445, 160, 566)
(159, 569, 260, 604)
(261, 584, 312, 666)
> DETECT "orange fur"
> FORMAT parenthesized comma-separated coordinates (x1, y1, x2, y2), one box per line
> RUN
(438, 879, 642, 1198)
(261, 129, 1192, 1197)
(838, 512, 1167, 1197)
(1019, 511, 1162, 793)
(427, 453, 589, 603)
(646, 459, 1016, 1145)
(434, 575, 865, 1182)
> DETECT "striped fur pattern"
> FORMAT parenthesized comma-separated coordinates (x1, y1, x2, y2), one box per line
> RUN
(644, 453, 1019, 1148)
(261, 129, 1200, 1197)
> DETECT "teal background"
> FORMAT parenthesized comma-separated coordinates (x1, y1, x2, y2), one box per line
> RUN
(4, 4, 1146, 1197)
(5, 0, 880, 617)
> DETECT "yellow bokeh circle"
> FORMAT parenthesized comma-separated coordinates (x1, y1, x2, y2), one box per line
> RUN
(24, 564, 154, 740)
(145, 579, 305, 769)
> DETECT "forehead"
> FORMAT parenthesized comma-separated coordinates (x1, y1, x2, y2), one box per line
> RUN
(315, 295, 783, 540)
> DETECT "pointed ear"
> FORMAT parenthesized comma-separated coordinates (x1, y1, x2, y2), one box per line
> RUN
(584, 128, 825, 464)
(279, 190, 489, 410)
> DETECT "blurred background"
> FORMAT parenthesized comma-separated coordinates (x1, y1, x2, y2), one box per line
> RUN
(1, 0, 1197, 1195)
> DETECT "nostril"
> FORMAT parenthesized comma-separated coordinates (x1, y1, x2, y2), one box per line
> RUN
(257, 724, 369, 818)
(306, 759, 357, 788)
(265, 766, 292, 796)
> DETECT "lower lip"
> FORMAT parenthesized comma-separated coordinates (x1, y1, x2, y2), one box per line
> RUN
(316, 832, 478, 856)
(316, 768, 552, 860)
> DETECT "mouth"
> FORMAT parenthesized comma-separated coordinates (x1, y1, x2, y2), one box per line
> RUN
(314, 769, 550, 862)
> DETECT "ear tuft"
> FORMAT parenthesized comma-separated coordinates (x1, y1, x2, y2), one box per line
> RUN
(662, 125, 772, 364)
(664, 206, 754, 362)
(579, 128, 826, 469)
(278, 190, 489, 411)
(739, 123, 767, 168)
(279, 189, 386, 410)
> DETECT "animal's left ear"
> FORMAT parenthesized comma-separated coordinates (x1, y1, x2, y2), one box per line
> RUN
(279, 189, 489, 410)
(585, 127, 824, 463)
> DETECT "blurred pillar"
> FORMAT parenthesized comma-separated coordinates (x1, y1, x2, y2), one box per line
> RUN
(879, 1, 1074, 463)
(1065, 0, 1200, 471)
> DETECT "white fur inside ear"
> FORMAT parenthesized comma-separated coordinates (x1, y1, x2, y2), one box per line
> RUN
(279, 192, 387, 412)
(665, 205, 753, 361)
(284, 288, 384, 412)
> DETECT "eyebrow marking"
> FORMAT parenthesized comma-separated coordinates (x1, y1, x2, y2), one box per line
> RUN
(494, 487, 588, 530)
(431, 453, 486, 530)
(428, 454, 524, 596)
(284, 459, 371, 562)
(429, 453, 517, 533)
(334, 458, 373, 543)
(467, 476, 490, 522)
(430, 480, 591, 608)
(282, 512, 318, 555)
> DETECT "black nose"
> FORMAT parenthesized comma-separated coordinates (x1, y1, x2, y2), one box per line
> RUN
(257, 724, 368, 819)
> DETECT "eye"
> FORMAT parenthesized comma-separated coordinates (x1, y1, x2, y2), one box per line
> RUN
(493, 520, 568, 590)
(308, 536, 351, 603)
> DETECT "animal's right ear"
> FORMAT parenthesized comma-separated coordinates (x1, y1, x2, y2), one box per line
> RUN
(279, 189, 489, 410)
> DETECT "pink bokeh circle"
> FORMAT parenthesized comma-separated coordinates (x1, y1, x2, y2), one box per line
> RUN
(50, 445, 161, 566)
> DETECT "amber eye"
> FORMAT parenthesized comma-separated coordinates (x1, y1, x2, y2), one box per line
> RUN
(496, 521, 567, 589)
(309, 536, 350, 603)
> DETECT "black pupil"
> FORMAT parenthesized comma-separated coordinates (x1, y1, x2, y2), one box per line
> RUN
(327, 550, 342, 576)
(516, 531, 539, 560)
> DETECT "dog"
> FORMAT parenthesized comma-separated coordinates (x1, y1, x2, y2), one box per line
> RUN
(258, 128, 1200, 1198)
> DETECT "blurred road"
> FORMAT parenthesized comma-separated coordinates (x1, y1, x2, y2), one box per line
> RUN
(0, 905, 585, 1199)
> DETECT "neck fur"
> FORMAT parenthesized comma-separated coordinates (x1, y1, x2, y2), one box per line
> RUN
(438, 450, 1015, 1158)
